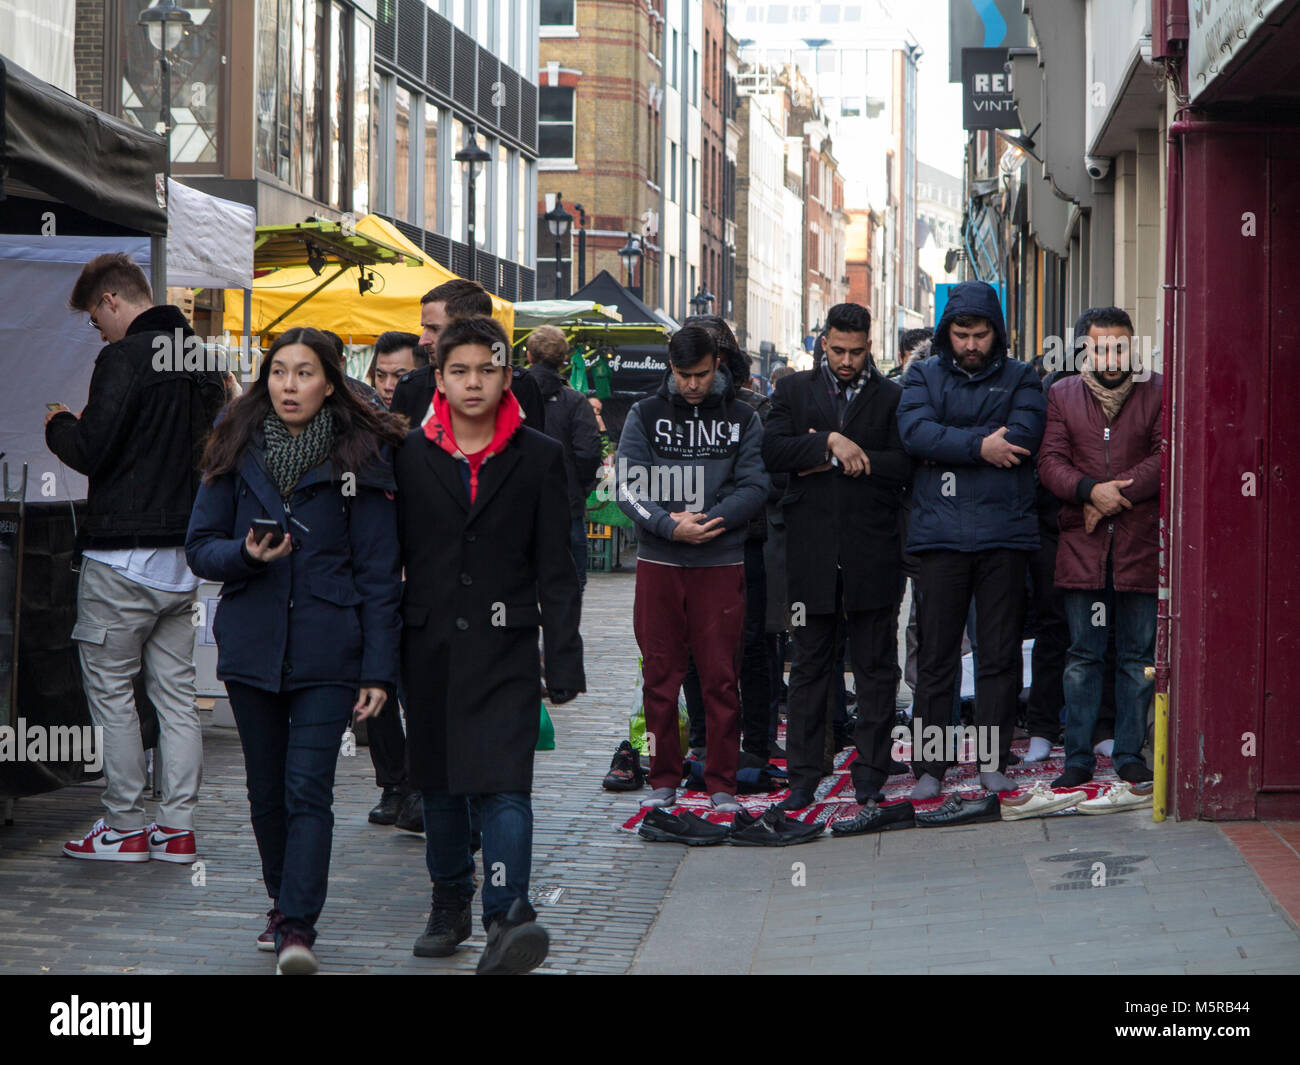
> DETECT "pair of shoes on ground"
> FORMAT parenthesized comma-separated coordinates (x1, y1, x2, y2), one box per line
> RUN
(369, 788, 425, 832)
(830, 800, 916, 836)
(61, 819, 196, 863)
(414, 891, 548, 974)
(638, 804, 824, 847)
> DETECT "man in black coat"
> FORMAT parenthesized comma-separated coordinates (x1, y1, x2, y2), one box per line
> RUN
(762, 303, 913, 829)
(389, 278, 544, 430)
(395, 316, 584, 975)
(523, 325, 602, 596)
(46, 252, 225, 862)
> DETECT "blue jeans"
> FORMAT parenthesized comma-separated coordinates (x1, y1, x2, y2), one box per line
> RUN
(226, 681, 354, 946)
(570, 518, 589, 590)
(1062, 578, 1155, 774)
(423, 790, 532, 927)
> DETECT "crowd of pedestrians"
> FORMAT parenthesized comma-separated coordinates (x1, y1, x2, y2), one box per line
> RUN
(44, 249, 1160, 974)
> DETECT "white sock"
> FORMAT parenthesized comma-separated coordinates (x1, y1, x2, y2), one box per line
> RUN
(1093, 738, 1115, 759)
(1024, 737, 1052, 763)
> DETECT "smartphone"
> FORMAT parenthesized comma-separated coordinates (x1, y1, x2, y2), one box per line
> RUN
(249, 518, 285, 548)
(46, 403, 64, 411)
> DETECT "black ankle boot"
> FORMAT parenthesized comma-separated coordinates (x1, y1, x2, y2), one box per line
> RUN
(368, 786, 404, 825)
(476, 898, 549, 975)
(413, 884, 473, 957)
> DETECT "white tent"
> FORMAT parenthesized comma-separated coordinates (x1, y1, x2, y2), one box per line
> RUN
(0, 180, 255, 503)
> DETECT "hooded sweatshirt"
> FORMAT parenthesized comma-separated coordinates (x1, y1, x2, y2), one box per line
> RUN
(423, 388, 524, 503)
(896, 280, 1047, 554)
(616, 364, 770, 567)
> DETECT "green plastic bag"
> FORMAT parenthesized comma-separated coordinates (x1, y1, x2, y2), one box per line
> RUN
(627, 655, 690, 757)
(537, 700, 555, 751)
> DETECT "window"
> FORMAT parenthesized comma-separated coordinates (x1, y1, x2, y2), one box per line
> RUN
(496, 142, 510, 258)
(702, 150, 708, 212)
(517, 153, 528, 265)
(690, 157, 697, 214)
(669, 255, 677, 318)
(692, 49, 698, 106)
(394, 86, 412, 222)
(671, 29, 678, 88)
(539, 86, 575, 159)
(423, 101, 439, 230)
(329, 2, 346, 208)
(540, 0, 574, 26)
(352, 16, 371, 212)
(449, 117, 466, 240)
(670, 141, 677, 200)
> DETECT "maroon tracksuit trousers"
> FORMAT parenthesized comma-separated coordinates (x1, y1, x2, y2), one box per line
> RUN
(632, 559, 745, 795)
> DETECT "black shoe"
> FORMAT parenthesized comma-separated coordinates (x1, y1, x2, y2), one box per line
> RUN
(831, 801, 916, 836)
(602, 740, 645, 791)
(1118, 761, 1154, 784)
(888, 760, 911, 777)
(1051, 767, 1094, 789)
(476, 898, 549, 975)
(730, 805, 825, 847)
(395, 791, 425, 833)
(413, 885, 473, 957)
(915, 792, 1001, 827)
(776, 787, 816, 811)
(638, 808, 729, 846)
(368, 785, 404, 825)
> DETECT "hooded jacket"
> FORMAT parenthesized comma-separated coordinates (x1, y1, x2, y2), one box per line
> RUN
(896, 281, 1046, 554)
(46, 305, 226, 548)
(616, 364, 769, 568)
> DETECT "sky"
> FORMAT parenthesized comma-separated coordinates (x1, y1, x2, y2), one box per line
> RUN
(905, 0, 966, 179)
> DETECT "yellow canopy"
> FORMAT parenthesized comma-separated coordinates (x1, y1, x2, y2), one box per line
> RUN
(222, 213, 513, 344)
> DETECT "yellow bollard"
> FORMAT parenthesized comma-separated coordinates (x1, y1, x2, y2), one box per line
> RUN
(1147, 666, 1167, 823)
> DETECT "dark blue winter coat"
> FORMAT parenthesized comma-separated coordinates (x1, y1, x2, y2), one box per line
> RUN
(185, 434, 401, 693)
(897, 281, 1046, 554)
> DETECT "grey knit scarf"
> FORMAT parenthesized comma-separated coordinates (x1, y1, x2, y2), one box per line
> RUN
(263, 406, 335, 497)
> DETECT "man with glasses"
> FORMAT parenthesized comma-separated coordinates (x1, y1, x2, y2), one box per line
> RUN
(46, 253, 225, 863)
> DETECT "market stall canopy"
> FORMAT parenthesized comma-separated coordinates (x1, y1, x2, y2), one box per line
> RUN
(512, 299, 622, 330)
(252, 218, 420, 271)
(0, 54, 166, 235)
(568, 269, 679, 330)
(223, 213, 513, 342)
(167, 178, 255, 290)
(563, 270, 673, 393)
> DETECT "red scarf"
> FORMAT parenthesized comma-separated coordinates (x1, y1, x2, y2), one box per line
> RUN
(423, 389, 524, 502)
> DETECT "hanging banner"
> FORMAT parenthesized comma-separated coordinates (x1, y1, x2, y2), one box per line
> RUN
(962, 48, 1020, 130)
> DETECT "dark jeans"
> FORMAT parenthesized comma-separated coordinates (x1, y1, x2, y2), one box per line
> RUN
(571, 518, 589, 591)
(786, 585, 899, 796)
(368, 683, 408, 790)
(226, 681, 354, 945)
(1062, 576, 1156, 775)
(913, 549, 1029, 779)
(422, 790, 532, 928)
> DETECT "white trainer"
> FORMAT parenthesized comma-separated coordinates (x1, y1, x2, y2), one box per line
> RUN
(999, 781, 1087, 820)
(1077, 781, 1154, 814)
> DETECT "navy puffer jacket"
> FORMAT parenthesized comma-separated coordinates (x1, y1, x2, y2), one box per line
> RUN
(897, 281, 1046, 554)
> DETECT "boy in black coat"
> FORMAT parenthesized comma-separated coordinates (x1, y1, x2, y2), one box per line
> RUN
(394, 316, 585, 975)
(762, 303, 913, 830)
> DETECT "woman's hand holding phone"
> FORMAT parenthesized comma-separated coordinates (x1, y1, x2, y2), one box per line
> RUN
(244, 526, 293, 562)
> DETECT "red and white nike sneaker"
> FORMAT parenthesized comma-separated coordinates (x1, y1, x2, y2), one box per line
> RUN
(62, 818, 150, 862)
(147, 823, 198, 863)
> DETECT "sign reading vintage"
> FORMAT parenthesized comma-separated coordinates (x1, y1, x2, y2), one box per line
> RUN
(961, 48, 1020, 130)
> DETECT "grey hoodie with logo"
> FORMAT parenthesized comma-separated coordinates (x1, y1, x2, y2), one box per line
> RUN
(616, 365, 769, 567)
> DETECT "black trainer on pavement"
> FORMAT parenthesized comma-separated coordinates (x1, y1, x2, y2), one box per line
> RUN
(602, 740, 646, 791)
(831, 801, 916, 837)
(413, 885, 473, 957)
(476, 898, 549, 975)
(638, 807, 729, 846)
(395, 790, 425, 833)
(729, 805, 825, 847)
(368, 786, 404, 825)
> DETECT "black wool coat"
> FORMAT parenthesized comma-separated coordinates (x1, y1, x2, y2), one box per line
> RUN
(762, 367, 912, 615)
(395, 425, 585, 794)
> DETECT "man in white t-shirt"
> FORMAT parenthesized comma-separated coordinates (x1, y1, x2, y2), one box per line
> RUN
(46, 253, 225, 863)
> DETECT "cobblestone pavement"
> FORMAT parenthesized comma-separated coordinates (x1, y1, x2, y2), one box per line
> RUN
(0, 563, 683, 975)
(5, 558, 1299, 977)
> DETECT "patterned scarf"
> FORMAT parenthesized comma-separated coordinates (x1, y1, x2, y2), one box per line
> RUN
(263, 406, 336, 497)
(1081, 368, 1136, 424)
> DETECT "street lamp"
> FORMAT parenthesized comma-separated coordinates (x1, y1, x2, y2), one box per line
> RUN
(689, 286, 715, 315)
(618, 232, 643, 294)
(572, 202, 588, 289)
(138, 1, 192, 176)
(544, 193, 573, 298)
(454, 122, 491, 281)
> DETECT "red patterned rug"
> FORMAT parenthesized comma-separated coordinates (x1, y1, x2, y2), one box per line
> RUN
(617, 735, 1120, 833)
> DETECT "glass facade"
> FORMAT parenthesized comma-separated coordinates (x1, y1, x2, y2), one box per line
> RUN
(394, 85, 412, 222)
(424, 101, 440, 231)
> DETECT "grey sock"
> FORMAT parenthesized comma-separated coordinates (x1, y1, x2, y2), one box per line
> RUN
(1024, 737, 1052, 763)
(710, 792, 741, 812)
(909, 773, 943, 801)
(980, 770, 1016, 793)
(639, 787, 676, 809)
(1093, 738, 1115, 759)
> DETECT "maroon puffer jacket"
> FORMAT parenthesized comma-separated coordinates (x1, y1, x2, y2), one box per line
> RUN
(1037, 373, 1162, 592)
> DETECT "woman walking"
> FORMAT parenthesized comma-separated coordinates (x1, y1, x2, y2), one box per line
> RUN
(187, 327, 406, 974)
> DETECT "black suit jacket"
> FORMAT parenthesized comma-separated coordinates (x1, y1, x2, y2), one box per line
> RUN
(395, 425, 585, 794)
(762, 367, 912, 614)
(390, 364, 545, 432)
